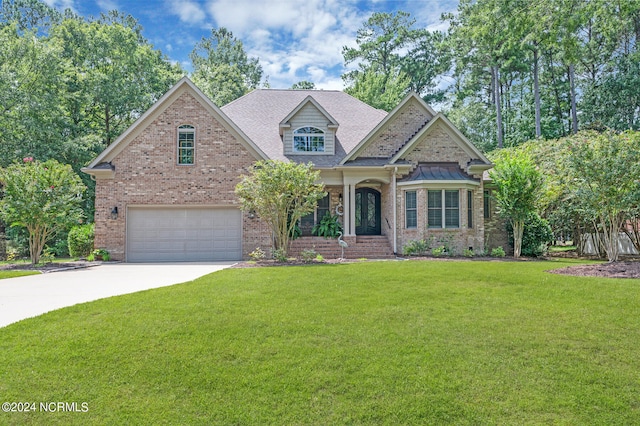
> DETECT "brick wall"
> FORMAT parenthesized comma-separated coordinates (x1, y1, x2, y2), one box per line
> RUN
(359, 98, 432, 158)
(93, 90, 265, 260)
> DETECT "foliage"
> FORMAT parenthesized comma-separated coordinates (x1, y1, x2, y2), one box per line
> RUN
(235, 160, 326, 255)
(431, 246, 446, 257)
(311, 213, 343, 238)
(290, 81, 316, 90)
(508, 213, 553, 257)
(272, 248, 287, 262)
(0, 158, 85, 264)
(562, 130, 640, 262)
(344, 67, 411, 112)
(491, 246, 506, 257)
(402, 238, 432, 256)
(342, 11, 450, 108)
(248, 247, 266, 262)
(87, 248, 110, 261)
(463, 248, 475, 257)
(490, 150, 544, 257)
(190, 27, 263, 106)
(67, 223, 94, 258)
(300, 248, 319, 263)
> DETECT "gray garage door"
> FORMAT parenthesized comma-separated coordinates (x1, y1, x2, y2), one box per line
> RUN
(127, 207, 242, 262)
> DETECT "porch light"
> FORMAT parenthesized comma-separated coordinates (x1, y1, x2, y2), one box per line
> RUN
(248, 209, 256, 219)
(110, 206, 118, 220)
(338, 193, 343, 203)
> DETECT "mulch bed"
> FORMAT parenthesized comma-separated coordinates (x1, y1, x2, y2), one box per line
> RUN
(548, 261, 640, 279)
(0, 260, 100, 273)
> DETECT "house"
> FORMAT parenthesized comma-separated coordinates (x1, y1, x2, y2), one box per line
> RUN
(82, 77, 506, 262)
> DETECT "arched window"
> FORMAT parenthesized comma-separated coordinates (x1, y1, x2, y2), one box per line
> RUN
(293, 127, 325, 152)
(178, 125, 195, 165)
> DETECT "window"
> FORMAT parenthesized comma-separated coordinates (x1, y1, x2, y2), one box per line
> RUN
(405, 191, 417, 228)
(428, 190, 459, 229)
(467, 190, 473, 228)
(178, 125, 195, 165)
(293, 127, 325, 152)
(300, 194, 330, 235)
(484, 190, 491, 219)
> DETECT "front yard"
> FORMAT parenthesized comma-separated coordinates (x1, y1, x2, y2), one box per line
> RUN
(0, 259, 638, 424)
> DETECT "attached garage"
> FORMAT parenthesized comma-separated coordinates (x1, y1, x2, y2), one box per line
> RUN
(126, 207, 242, 262)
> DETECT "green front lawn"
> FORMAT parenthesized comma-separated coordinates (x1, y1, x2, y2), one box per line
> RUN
(1, 260, 639, 424)
(0, 270, 39, 280)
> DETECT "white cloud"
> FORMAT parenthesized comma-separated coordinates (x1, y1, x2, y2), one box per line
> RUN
(168, 0, 207, 24)
(97, 0, 119, 11)
(42, 0, 75, 11)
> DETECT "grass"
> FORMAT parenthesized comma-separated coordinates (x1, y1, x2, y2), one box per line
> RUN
(0, 270, 39, 280)
(1, 259, 639, 424)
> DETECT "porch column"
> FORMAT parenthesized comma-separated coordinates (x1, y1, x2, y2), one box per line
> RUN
(343, 184, 350, 236)
(349, 184, 357, 236)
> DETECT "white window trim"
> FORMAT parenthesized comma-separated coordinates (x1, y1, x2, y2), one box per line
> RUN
(293, 126, 325, 153)
(177, 124, 195, 166)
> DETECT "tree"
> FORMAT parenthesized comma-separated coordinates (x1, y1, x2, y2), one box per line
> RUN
(235, 161, 325, 256)
(344, 67, 410, 112)
(190, 27, 263, 106)
(563, 130, 640, 262)
(291, 81, 316, 90)
(342, 11, 449, 107)
(0, 158, 85, 264)
(489, 150, 544, 257)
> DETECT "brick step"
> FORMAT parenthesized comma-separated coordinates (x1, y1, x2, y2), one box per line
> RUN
(289, 236, 395, 259)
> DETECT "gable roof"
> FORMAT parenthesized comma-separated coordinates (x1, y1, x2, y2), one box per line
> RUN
(83, 77, 267, 174)
(279, 95, 339, 132)
(390, 113, 491, 166)
(221, 89, 387, 167)
(340, 92, 436, 165)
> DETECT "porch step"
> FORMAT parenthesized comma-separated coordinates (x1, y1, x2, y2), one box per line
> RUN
(289, 235, 396, 260)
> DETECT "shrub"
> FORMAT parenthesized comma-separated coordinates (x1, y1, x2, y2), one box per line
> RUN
(301, 248, 318, 263)
(88, 248, 110, 261)
(312, 213, 343, 238)
(463, 248, 475, 257)
(402, 239, 431, 256)
(249, 247, 266, 262)
(507, 213, 553, 257)
(272, 248, 288, 262)
(68, 223, 94, 258)
(431, 246, 446, 257)
(491, 246, 506, 257)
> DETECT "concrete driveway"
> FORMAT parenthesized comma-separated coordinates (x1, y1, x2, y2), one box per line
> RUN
(0, 262, 235, 328)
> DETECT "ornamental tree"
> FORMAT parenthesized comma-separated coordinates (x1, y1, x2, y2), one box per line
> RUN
(0, 158, 85, 264)
(489, 150, 544, 258)
(235, 160, 325, 256)
(563, 130, 640, 262)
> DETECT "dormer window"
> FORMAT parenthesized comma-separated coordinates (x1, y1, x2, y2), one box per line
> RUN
(293, 127, 325, 152)
(178, 125, 195, 165)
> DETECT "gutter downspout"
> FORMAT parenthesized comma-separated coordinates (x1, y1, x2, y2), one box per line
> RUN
(393, 167, 397, 255)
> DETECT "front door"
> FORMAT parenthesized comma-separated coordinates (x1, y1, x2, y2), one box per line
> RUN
(355, 188, 381, 235)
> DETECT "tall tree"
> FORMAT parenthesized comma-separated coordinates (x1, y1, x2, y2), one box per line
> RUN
(342, 11, 450, 107)
(190, 28, 263, 106)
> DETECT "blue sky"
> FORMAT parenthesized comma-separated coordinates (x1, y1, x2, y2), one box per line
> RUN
(43, 0, 457, 89)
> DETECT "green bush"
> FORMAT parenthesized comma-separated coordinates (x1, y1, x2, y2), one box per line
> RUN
(301, 248, 318, 263)
(402, 239, 431, 256)
(68, 223, 94, 258)
(87, 248, 110, 261)
(508, 213, 553, 257)
(312, 213, 343, 238)
(491, 246, 506, 257)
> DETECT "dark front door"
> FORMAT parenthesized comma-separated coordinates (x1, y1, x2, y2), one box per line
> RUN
(355, 188, 381, 235)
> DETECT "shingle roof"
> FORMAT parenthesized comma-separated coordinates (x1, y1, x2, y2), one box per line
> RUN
(221, 89, 387, 167)
(399, 162, 480, 183)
